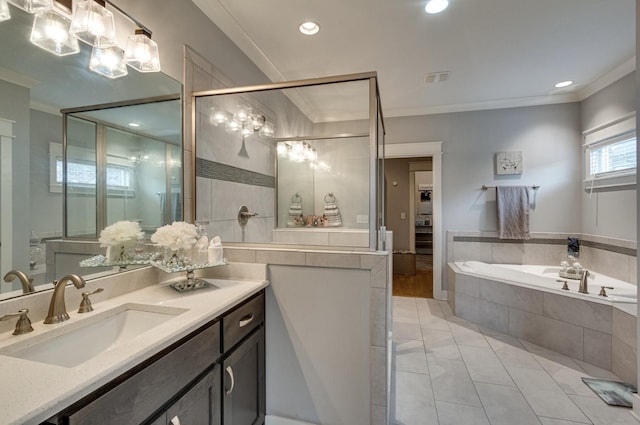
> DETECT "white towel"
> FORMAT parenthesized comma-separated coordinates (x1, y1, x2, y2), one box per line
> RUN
(496, 186, 530, 240)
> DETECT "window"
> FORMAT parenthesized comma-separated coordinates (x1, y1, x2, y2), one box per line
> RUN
(55, 159, 133, 189)
(587, 133, 636, 178)
(583, 114, 636, 190)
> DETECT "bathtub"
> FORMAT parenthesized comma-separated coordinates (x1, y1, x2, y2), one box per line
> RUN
(453, 261, 637, 304)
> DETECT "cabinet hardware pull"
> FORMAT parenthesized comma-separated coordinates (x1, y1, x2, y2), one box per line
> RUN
(225, 366, 235, 395)
(239, 313, 254, 328)
(170, 415, 181, 425)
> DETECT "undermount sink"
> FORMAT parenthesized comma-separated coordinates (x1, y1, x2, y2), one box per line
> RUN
(1, 303, 187, 368)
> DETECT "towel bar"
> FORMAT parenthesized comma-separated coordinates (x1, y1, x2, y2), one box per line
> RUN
(481, 184, 540, 191)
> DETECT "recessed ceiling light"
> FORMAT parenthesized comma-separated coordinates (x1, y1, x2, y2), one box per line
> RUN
(299, 21, 320, 35)
(425, 0, 449, 14)
(554, 80, 574, 88)
(128, 122, 140, 128)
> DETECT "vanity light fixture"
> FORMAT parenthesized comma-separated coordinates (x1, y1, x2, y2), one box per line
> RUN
(299, 21, 319, 35)
(127, 122, 140, 127)
(0, 0, 10, 21)
(30, 8, 80, 56)
(259, 121, 275, 138)
(69, 0, 116, 48)
(209, 107, 231, 126)
(424, 0, 448, 14)
(7, 0, 51, 13)
(554, 80, 574, 88)
(123, 27, 161, 72)
(89, 44, 127, 79)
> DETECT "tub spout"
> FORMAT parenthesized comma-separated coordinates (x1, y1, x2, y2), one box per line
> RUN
(578, 270, 589, 294)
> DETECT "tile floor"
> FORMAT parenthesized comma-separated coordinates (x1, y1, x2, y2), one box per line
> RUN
(391, 296, 639, 425)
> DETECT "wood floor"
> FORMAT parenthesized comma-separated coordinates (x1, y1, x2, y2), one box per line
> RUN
(393, 269, 433, 298)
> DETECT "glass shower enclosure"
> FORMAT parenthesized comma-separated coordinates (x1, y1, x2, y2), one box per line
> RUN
(192, 72, 386, 250)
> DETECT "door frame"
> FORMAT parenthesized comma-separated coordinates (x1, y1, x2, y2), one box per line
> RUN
(386, 141, 444, 300)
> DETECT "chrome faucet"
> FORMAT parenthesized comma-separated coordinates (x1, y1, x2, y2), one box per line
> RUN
(3, 270, 34, 294)
(44, 274, 86, 324)
(578, 270, 589, 294)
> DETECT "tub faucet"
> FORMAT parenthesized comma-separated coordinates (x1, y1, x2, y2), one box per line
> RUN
(3, 270, 35, 294)
(44, 274, 86, 324)
(578, 270, 589, 294)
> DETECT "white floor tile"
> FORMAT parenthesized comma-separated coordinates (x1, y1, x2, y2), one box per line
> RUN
(395, 339, 429, 374)
(428, 357, 482, 407)
(570, 394, 639, 425)
(436, 400, 490, 425)
(393, 319, 423, 340)
(459, 345, 515, 386)
(422, 328, 462, 360)
(508, 366, 590, 423)
(538, 417, 591, 425)
(475, 382, 542, 425)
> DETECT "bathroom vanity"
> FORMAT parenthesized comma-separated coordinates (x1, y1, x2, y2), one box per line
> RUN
(0, 265, 267, 425)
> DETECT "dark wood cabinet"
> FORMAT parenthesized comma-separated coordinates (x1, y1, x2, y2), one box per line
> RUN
(223, 327, 265, 425)
(43, 290, 265, 425)
(164, 365, 222, 425)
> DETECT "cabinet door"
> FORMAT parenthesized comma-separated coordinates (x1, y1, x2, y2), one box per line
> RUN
(223, 328, 265, 425)
(166, 365, 221, 425)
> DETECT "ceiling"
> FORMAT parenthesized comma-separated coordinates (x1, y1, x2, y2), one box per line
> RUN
(193, 0, 635, 120)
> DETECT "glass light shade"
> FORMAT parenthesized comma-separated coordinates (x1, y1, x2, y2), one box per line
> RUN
(123, 29, 161, 73)
(8, 0, 51, 13)
(209, 107, 231, 126)
(249, 114, 265, 132)
(259, 121, 275, 138)
(30, 9, 80, 56)
(233, 106, 250, 123)
(0, 0, 10, 21)
(89, 45, 128, 79)
(225, 120, 241, 133)
(70, 0, 116, 47)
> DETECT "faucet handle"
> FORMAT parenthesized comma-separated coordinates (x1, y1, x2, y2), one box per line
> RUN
(598, 286, 615, 297)
(78, 288, 104, 313)
(0, 308, 34, 335)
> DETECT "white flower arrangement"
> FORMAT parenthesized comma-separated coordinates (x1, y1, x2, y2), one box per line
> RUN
(99, 220, 145, 247)
(151, 221, 198, 252)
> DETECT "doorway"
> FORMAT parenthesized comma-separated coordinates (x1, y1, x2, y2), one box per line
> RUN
(385, 142, 443, 300)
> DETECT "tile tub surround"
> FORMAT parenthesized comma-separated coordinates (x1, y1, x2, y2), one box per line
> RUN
(447, 263, 637, 385)
(447, 231, 637, 285)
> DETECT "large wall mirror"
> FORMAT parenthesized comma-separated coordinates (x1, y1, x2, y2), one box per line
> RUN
(0, 5, 182, 300)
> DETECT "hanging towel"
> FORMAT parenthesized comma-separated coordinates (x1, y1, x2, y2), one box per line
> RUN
(496, 186, 530, 240)
(287, 193, 304, 227)
(323, 192, 342, 227)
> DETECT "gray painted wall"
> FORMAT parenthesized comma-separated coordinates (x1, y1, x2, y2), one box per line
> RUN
(580, 72, 637, 240)
(386, 102, 583, 233)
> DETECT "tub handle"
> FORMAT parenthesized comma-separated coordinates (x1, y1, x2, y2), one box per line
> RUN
(598, 286, 614, 297)
(556, 279, 569, 291)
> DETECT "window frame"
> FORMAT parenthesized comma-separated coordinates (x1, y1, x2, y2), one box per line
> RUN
(583, 113, 636, 190)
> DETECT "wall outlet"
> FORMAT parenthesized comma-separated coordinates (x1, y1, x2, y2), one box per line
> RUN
(400, 212, 406, 220)
(356, 215, 369, 224)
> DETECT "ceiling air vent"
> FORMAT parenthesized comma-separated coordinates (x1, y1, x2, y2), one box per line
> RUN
(424, 71, 451, 84)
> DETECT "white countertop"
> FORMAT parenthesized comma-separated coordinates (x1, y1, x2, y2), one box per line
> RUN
(0, 276, 268, 425)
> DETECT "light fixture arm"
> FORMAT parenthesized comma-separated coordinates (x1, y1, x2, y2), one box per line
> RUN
(102, 0, 153, 37)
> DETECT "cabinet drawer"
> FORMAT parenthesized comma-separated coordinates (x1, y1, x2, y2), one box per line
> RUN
(64, 321, 221, 425)
(223, 291, 264, 353)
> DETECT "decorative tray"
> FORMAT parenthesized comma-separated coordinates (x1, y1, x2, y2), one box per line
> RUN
(79, 253, 159, 268)
(149, 259, 228, 292)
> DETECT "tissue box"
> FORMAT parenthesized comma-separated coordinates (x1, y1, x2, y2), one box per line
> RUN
(208, 246, 223, 264)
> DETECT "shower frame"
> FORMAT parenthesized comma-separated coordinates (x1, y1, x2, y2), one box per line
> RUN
(191, 71, 386, 250)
